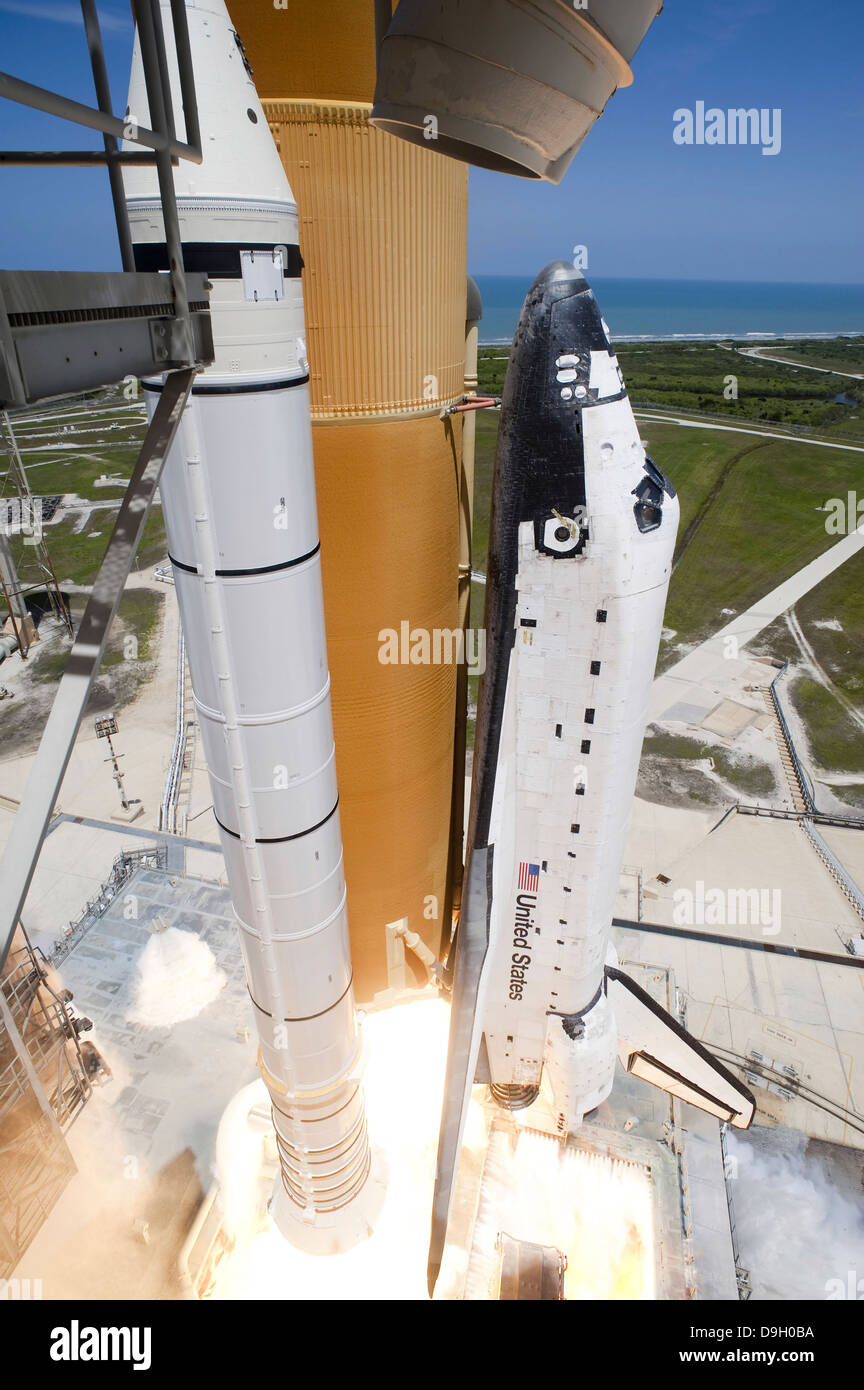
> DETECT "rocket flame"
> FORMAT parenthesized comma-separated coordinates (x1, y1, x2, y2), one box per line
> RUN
(209, 998, 655, 1300)
(212, 997, 450, 1300)
(467, 1129, 655, 1299)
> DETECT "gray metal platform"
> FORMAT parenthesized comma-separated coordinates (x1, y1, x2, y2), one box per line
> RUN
(0, 269, 212, 407)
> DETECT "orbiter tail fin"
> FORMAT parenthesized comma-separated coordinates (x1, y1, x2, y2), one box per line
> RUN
(605, 966, 755, 1129)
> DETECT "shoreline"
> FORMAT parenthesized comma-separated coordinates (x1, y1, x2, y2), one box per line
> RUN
(480, 331, 864, 348)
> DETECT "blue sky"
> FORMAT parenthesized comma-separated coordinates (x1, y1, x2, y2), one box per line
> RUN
(468, 0, 864, 281)
(0, 0, 861, 282)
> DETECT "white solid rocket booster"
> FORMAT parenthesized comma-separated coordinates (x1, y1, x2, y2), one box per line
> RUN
(124, 0, 374, 1250)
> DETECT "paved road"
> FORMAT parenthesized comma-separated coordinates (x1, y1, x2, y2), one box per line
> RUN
(635, 411, 864, 453)
(650, 525, 864, 719)
(786, 610, 864, 737)
(733, 344, 864, 380)
(638, 408, 864, 711)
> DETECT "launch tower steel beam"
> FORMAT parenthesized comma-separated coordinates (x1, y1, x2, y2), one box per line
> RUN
(0, 532, 29, 642)
(0, 0, 202, 177)
(445, 279, 483, 935)
(0, 368, 196, 973)
(0, 0, 205, 409)
(81, 0, 136, 271)
(135, 0, 195, 363)
(0, 271, 212, 407)
(0, 151, 160, 166)
(0, 69, 197, 157)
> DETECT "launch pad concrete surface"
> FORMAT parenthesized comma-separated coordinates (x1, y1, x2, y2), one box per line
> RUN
(5, 579, 864, 1298)
(0, 812, 224, 957)
(436, 962, 737, 1301)
(618, 800, 864, 1150)
(650, 523, 864, 726)
(8, 851, 864, 1300)
(0, 573, 186, 827)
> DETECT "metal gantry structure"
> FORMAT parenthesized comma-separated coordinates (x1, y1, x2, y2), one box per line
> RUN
(0, 0, 213, 1268)
(0, 409, 71, 657)
(0, 0, 212, 972)
(160, 628, 190, 834)
(0, 930, 87, 1277)
(94, 713, 132, 812)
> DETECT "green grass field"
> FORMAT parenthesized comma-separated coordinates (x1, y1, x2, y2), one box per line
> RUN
(640, 728, 778, 800)
(664, 434, 863, 649)
(616, 341, 862, 435)
(101, 588, 164, 668)
(471, 341, 864, 780)
(1, 390, 167, 736)
(31, 588, 164, 683)
(751, 339, 864, 377)
(637, 424, 758, 546)
(787, 677, 864, 775)
(3, 391, 164, 588)
(9, 440, 138, 498)
(753, 548, 864, 701)
(3, 585, 166, 755)
(746, 547, 864, 810)
(33, 505, 166, 589)
(479, 338, 864, 440)
(470, 401, 863, 657)
(787, 550, 864, 702)
(471, 411, 498, 570)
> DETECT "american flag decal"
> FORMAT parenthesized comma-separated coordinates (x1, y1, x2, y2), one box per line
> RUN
(518, 862, 540, 892)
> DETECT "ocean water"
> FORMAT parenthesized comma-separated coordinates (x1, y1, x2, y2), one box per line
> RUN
(473, 275, 864, 344)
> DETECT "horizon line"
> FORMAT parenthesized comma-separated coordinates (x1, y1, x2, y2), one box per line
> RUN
(469, 273, 864, 289)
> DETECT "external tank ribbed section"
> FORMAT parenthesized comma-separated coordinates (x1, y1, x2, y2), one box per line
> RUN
(268, 101, 467, 416)
(228, 0, 469, 1000)
(268, 104, 467, 999)
(310, 415, 462, 997)
(226, 0, 386, 104)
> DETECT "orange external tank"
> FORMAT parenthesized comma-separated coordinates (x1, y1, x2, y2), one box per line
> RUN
(227, 1, 469, 1001)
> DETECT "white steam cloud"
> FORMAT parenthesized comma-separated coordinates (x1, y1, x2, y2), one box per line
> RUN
(727, 1128, 864, 1300)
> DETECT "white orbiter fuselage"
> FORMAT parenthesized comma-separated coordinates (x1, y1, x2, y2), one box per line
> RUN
(429, 264, 754, 1289)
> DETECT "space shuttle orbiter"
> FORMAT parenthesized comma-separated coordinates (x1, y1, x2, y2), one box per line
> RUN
(429, 264, 754, 1290)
